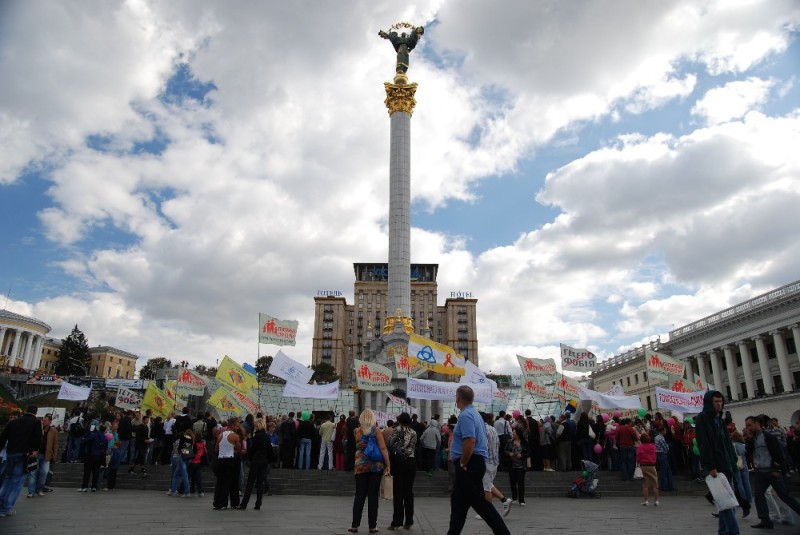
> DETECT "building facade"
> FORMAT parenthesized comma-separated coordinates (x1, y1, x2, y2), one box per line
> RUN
(311, 263, 479, 385)
(593, 280, 800, 427)
(0, 309, 51, 371)
(88, 346, 139, 379)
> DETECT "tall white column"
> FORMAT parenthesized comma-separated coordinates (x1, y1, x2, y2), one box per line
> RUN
(697, 354, 708, 386)
(9, 329, 22, 367)
(791, 324, 800, 366)
(722, 345, 740, 400)
(0, 326, 7, 355)
(736, 341, 756, 400)
(31, 335, 44, 371)
(709, 350, 723, 394)
(771, 330, 793, 393)
(753, 335, 773, 395)
(21, 332, 34, 369)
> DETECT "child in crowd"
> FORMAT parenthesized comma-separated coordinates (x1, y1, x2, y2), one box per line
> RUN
(636, 433, 659, 506)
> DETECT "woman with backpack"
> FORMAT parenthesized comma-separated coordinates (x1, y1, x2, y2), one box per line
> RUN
(348, 409, 391, 533)
(386, 412, 417, 531)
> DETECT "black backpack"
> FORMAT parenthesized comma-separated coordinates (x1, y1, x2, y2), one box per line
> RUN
(70, 419, 85, 438)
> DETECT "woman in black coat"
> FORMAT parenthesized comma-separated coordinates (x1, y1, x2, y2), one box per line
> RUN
(238, 419, 275, 510)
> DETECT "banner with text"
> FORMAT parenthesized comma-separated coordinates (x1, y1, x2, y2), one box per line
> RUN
(578, 384, 642, 409)
(645, 349, 685, 382)
(386, 393, 418, 415)
(522, 377, 555, 400)
(407, 377, 492, 404)
(282, 380, 340, 400)
(217, 355, 259, 393)
(114, 386, 141, 410)
(394, 352, 428, 379)
(655, 386, 707, 413)
(407, 334, 466, 376)
(176, 368, 207, 396)
(354, 359, 394, 391)
(57, 382, 91, 401)
(229, 388, 260, 414)
(517, 355, 558, 387)
(560, 343, 597, 372)
(268, 350, 314, 385)
(259, 313, 299, 346)
(554, 373, 582, 400)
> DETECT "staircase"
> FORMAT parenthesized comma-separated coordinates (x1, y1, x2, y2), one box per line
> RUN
(48, 462, 727, 497)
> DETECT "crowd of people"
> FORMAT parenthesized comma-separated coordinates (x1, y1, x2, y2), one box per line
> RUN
(1, 389, 799, 532)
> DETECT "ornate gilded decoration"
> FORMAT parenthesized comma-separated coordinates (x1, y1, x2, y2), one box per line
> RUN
(384, 82, 418, 116)
(383, 307, 414, 335)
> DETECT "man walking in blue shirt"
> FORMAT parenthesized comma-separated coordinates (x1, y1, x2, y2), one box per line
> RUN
(447, 385, 510, 535)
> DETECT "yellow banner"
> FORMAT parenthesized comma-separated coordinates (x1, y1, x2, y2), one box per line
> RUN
(407, 334, 465, 376)
(141, 382, 174, 419)
(216, 355, 259, 394)
(208, 386, 242, 416)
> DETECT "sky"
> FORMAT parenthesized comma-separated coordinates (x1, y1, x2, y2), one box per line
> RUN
(1, 0, 799, 375)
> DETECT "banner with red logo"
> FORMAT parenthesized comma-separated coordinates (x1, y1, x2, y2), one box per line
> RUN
(516, 355, 557, 386)
(176, 368, 207, 396)
(645, 349, 685, 382)
(258, 313, 299, 346)
(354, 359, 393, 391)
(655, 386, 706, 413)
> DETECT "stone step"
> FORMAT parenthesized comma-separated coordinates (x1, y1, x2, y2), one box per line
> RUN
(47, 463, 759, 497)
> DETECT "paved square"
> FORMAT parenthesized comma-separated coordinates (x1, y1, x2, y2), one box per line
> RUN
(3, 489, 795, 534)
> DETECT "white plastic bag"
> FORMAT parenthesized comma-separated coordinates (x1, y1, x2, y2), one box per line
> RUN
(705, 474, 738, 512)
(381, 474, 394, 500)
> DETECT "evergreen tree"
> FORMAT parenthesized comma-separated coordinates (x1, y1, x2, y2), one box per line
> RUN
(310, 362, 339, 384)
(138, 357, 172, 380)
(255, 355, 273, 380)
(55, 324, 91, 376)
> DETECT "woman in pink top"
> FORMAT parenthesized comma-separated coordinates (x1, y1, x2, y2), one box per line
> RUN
(635, 433, 659, 506)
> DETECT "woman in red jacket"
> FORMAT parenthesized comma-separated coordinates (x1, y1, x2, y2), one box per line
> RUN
(636, 433, 659, 506)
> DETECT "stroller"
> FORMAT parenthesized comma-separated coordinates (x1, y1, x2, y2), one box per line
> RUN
(567, 460, 601, 498)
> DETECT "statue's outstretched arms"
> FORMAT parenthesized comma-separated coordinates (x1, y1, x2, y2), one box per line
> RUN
(379, 30, 389, 39)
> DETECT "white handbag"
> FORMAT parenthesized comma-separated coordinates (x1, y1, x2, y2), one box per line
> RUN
(705, 474, 738, 511)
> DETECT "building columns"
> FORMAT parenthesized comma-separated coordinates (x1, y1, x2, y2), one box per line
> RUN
(9, 330, 23, 367)
(21, 332, 34, 369)
(771, 330, 793, 393)
(709, 350, 723, 394)
(722, 345, 740, 400)
(753, 335, 773, 395)
(0, 326, 7, 355)
(736, 341, 756, 400)
(696, 354, 708, 386)
(30, 335, 43, 371)
(791, 324, 800, 366)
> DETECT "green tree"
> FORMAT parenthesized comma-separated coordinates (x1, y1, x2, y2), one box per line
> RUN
(139, 357, 172, 380)
(255, 355, 273, 379)
(310, 362, 339, 384)
(55, 324, 91, 376)
(193, 363, 218, 377)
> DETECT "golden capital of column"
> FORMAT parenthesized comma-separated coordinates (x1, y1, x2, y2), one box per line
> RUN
(383, 313, 414, 335)
(384, 81, 418, 116)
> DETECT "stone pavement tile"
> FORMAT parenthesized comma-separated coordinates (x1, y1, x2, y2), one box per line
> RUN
(3, 490, 796, 535)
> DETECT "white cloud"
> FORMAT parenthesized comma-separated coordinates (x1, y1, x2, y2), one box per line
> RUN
(1, 1, 799, 376)
(692, 77, 775, 124)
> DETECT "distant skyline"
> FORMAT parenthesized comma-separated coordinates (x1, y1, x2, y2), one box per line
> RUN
(1, 1, 799, 375)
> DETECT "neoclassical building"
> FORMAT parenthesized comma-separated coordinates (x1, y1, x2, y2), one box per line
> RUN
(0, 309, 51, 371)
(668, 280, 800, 425)
(593, 280, 800, 426)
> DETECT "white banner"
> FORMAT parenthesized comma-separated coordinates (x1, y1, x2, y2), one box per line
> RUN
(259, 313, 299, 346)
(407, 377, 492, 404)
(655, 386, 707, 413)
(605, 384, 625, 397)
(578, 385, 641, 409)
(386, 393, 418, 415)
(460, 359, 488, 385)
(114, 386, 142, 410)
(282, 380, 340, 400)
(57, 382, 92, 401)
(560, 343, 597, 372)
(269, 350, 313, 385)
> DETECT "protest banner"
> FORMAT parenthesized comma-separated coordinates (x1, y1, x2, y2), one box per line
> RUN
(56, 382, 91, 401)
(176, 368, 206, 396)
(655, 386, 706, 413)
(141, 382, 174, 418)
(560, 343, 597, 372)
(114, 386, 141, 410)
(407, 377, 492, 404)
(268, 350, 314, 385)
(354, 359, 393, 391)
(407, 334, 466, 376)
(645, 348, 685, 382)
(578, 384, 642, 409)
(282, 380, 340, 400)
(516, 355, 557, 386)
(393, 352, 427, 379)
(259, 313, 299, 346)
